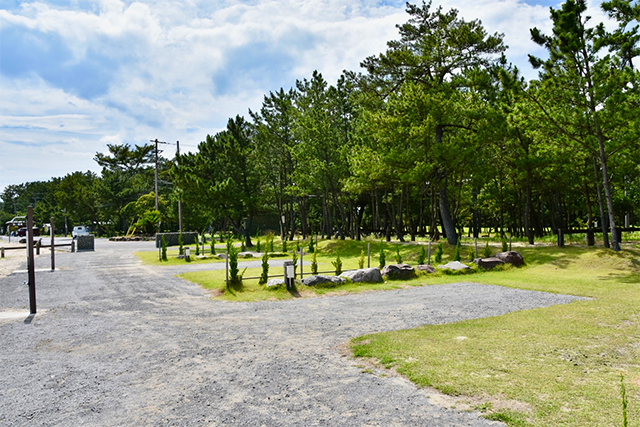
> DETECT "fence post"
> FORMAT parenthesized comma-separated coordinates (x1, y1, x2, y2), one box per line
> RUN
(36, 239, 40, 255)
(71, 240, 75, 253)
(1, 247, 4, 258)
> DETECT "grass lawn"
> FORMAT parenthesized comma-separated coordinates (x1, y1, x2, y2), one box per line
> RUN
(351, 244, 640, 426)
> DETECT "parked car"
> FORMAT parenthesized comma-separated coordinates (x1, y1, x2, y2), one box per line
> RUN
(72, 226, 90, 238)
(16, 227, 40, 237)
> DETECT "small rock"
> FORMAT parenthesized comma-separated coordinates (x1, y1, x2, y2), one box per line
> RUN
(301, 275, 345, 287)
(495, 251, 524, 266)
(339, 268, 383, 283)
(416, 264, 436, 273)
(474, 257, 505, 269)
(437, 261, 470, 271)
(380, 264, 416, 280)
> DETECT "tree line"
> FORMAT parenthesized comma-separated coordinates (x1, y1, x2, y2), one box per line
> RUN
(1, 0, 639, 251)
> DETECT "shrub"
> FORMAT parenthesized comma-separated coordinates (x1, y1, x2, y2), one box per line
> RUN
(379, 241, 386, 269)
(418, 245, 426, 265)
(332, 252, 342, 276)
(195, 236, 200, 256)
(308, 235, 315, 253)
(292, 251, 299, 276)
(501, 236, 508, 252)
(259, 252, 269, 285)
(311, 248, 318, 275)
(468, 245, 476, 261)
(453, 238, 461, 262)
(394, 244, 403, 264)
(178, 232, 184, 255)
(435, 242, 443, 263)
(256, 238, 261, 252)
(482, 241, 492, 258)
(266, 232, 275, 252)
(296, 239, 300, 252)
(161, 235, 168, 261)
(227, 239, 243, 288)
(282, 238, 287, 253)
(210, 239, 216, 255)
(240, 239, 246, 252)
(358, 250, 366, 269)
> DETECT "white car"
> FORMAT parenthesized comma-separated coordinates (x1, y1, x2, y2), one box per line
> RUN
(72, 226, 90, 238)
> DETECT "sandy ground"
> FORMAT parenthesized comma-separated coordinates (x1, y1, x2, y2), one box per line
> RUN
(0, 238, 587, 426)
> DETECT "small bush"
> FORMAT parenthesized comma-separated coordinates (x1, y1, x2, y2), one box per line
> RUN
(292, 250, 299, 276)
(266, 232, 275, 252)
(240, 239, 246, 252)
(394, 244, 402, 264)
(501, 236, 508, 252)
(195, 236, 200, 256)
(256, 238, 261, 252)
(379, 240, 386, 268)
(259, 252, 269, 285)
(435, 242, 443, 263)
(227, 239, 243, 288)
(358, 250, 365, 269)
(418, 245, 426, 265)
(453, 238, 461, 262)
(210, 239, 216, 255)
(332, 252, 342, 276)
(311, 248, 318, 275)
(282, 238, 287, 253)
(308, 235, 315, 253)
(482, 241, 492, 258)
(468, 245, 476, 261)
(178, 232, 184, 255)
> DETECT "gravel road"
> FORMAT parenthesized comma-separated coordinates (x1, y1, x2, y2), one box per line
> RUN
(0, 239, 585, 426)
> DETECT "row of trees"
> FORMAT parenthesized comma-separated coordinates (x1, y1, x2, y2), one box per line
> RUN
(2, 0, 639, 252)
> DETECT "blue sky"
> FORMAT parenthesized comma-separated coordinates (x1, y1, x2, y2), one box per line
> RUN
(0, 0, 609, 195)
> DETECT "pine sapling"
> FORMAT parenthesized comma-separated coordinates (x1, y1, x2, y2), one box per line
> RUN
(282, 238, 287, 253)
(259, 252, 269, 285)
(418, 245, 426, 265)
(292, 251, 298, 276)
(501, 236, 508, 252)
(210, 239, 216, 255)
(256, 238, 261, 253)
(358, 249, 365, 269)
(453, 238, 461, 262)
(394, 244, 403, 264)
(483, 241, 492, 258)
(332, 252, 342, 276)
(308, 235, 315, 253)
(435, 242, 444, 263)
(379, 241, 386, 269)
(195, 236, 200, 256)
(161, 235, 168, 262)
(178, 232, 184, 255)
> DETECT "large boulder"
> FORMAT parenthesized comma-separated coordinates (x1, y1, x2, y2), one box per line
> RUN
(437, 261, 470, 271)
(416, 264, 437, 274)
(474, 257, 505, 269)
(301, 275, 345, 287)
(340, 268, 383, 283)
(495, 251, 524, 267)
(381, 264, 416, 280)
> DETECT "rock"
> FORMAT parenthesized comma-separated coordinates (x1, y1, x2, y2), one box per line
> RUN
(265, 278, 285, 289)
(339, 268, 383, 283)
(238, 252, 255, 258)
(474, 257, 505, 269)
(437, 261, 470, 271)
(416, 264, 436, 274)
(495, 251, 524, 267)
(380, 264, 416, 280)
(301, 275, 345, 287)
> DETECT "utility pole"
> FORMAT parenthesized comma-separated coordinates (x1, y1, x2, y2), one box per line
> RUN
(177, 141, 183, 232)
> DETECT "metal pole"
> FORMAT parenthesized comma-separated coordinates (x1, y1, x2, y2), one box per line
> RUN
(367, 242, 371, 268)
(27, 206, 36, 314)
(50, 217, 55, 271)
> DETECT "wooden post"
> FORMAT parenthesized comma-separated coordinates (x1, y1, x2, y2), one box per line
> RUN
(27, 206, 36, 314)
(1, 247, 4, 258)
(300, 248, 304, 279)
(71, 240, 75, 253)
(50, 217, 55, 271)
(36, 239, 40, 255)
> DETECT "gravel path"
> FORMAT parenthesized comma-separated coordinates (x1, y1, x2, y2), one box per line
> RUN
(0, 239, 585, 426)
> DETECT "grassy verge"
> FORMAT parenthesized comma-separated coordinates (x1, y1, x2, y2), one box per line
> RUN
(134, 247, 226, 266)
(351, 245, 640, 427)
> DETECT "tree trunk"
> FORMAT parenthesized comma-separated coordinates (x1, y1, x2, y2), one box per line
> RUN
(435, 125, 457, 245)
(593, 156, 610, 249)
(598, 141, 620, 251)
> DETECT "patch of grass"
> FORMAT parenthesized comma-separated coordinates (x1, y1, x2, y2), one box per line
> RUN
(134, 248, 225, 266)
(351, 244, 640, 427)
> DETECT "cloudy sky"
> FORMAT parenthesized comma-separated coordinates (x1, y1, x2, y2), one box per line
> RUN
(0, 0, 610, 195)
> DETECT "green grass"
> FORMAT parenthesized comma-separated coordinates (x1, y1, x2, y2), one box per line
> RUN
(134, 246, 227, 266)
(351, 244, 640, 427)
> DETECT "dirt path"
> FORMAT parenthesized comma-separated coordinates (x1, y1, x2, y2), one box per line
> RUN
(0, 239, 585, 426)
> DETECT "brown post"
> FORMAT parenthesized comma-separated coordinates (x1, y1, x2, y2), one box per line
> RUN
(36, 239, 40, 255)
(50, 217, 55, 271)
(1, 247, 4, 258)
(27, 206, 36, 314)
